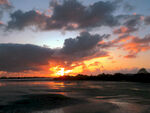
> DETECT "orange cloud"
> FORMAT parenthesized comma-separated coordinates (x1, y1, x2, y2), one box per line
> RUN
(114, 26, 129, 34)
(35, 10, 42, 15)
(114, 26, 137, 34)
(124, 54, 136, 58)
(119, 35, 150, 58)
(0, 0, 10, 5)
(112, 35, 135, 44)
(140, 16, 145, 21)
(133, 12, 137, 16)
(110, 33, 150, 59)
(68, 23, 79, 29)
(0, 21, 4, 25)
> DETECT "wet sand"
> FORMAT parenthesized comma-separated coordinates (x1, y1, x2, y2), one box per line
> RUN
(0, 94, 84, 113)
(0, 80, 150, 113)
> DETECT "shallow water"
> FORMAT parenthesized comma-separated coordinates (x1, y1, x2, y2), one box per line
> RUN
(0, 79, 150, 113)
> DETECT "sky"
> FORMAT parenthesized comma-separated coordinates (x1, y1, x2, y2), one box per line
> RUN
(0, 0, 150, 77)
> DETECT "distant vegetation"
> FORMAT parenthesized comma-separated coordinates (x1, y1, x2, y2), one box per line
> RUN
(0, 77, 52, 81)
(0, 68, 150, 83)
(54, 73, 150, 83)
(54, 68, 150, 83)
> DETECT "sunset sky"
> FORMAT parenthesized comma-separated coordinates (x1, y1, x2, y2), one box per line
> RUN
(0, 0, 150, 77)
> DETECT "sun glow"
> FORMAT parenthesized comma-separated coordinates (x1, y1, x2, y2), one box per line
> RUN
(49, 66, 72, 77)
(48, 56, 109, 77)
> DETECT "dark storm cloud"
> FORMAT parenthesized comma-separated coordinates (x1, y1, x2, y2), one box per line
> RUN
(51, 0, 117, 28)
(7, 0, 118, 31)
(60, 31, 109, 61)
(0, 32, 110, 72)
(62, 32, 103, 54)
(0, 44, 54, 72)
(7, 10, 48, 30)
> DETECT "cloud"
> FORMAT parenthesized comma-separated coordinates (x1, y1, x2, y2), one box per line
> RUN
(112, 34, 132, 43)
(114, 15, 143, 35)
(0, 20, 4, 25)
(124, 54, 136, 58)
(132, 34, 150, 43)
(7, 10, 48, 30)
(109, 68, 139, 74)
(0, 20, 5, 29)
(144, 16, 150, 25)
(123, 2, 134, 12)
(107, 30, 150, 59)
(0, 0, 9, 4)
(0, 32, 110, 73)
(62, 32, 103, 54)
(123, 15, 141, 28)
(98, 34, 134, 49)
(110, 13, 150, 58)
(0, 44, 54, 72)
(118, 35, 150, 58)
(113, 26, 138, 34)
(60, 32, 109, 62)
(51, 0, 117, 28)
(49, 0, 60, 8)
(7, 0, 118, 31)
(0, 0, 12, 19)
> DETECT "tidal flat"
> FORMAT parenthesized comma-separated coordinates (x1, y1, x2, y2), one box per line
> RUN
(0, 79, 150, 113)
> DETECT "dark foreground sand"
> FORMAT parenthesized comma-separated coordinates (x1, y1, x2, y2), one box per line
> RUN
(0, 94, 85, 113)
(0, 80, 150, 113)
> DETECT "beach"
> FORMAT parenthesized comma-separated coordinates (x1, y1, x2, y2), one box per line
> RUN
(0, 79, 150, 113)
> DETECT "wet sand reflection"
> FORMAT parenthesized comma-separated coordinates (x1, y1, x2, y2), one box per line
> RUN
(0, 80, 150, 113)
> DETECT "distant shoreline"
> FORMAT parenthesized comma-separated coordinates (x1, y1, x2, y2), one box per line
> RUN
(0, 73, 150, 83)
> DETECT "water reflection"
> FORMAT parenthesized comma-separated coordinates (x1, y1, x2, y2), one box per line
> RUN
(109, 99, 145, 113)
(0, 80, 150, 113)
(0, 82, 5, 87)
(34, 109, 65, 113)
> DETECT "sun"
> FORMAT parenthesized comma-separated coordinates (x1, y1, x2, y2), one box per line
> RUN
(57, 68, 72, 76)
(56, 68, 65, 76)
(49, 66, 72, 77)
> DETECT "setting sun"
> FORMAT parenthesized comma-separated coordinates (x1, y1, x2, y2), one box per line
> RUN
(0, 0, 150, 112)
(56, 68, 65, 76)
(49, 66, 72, 77)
